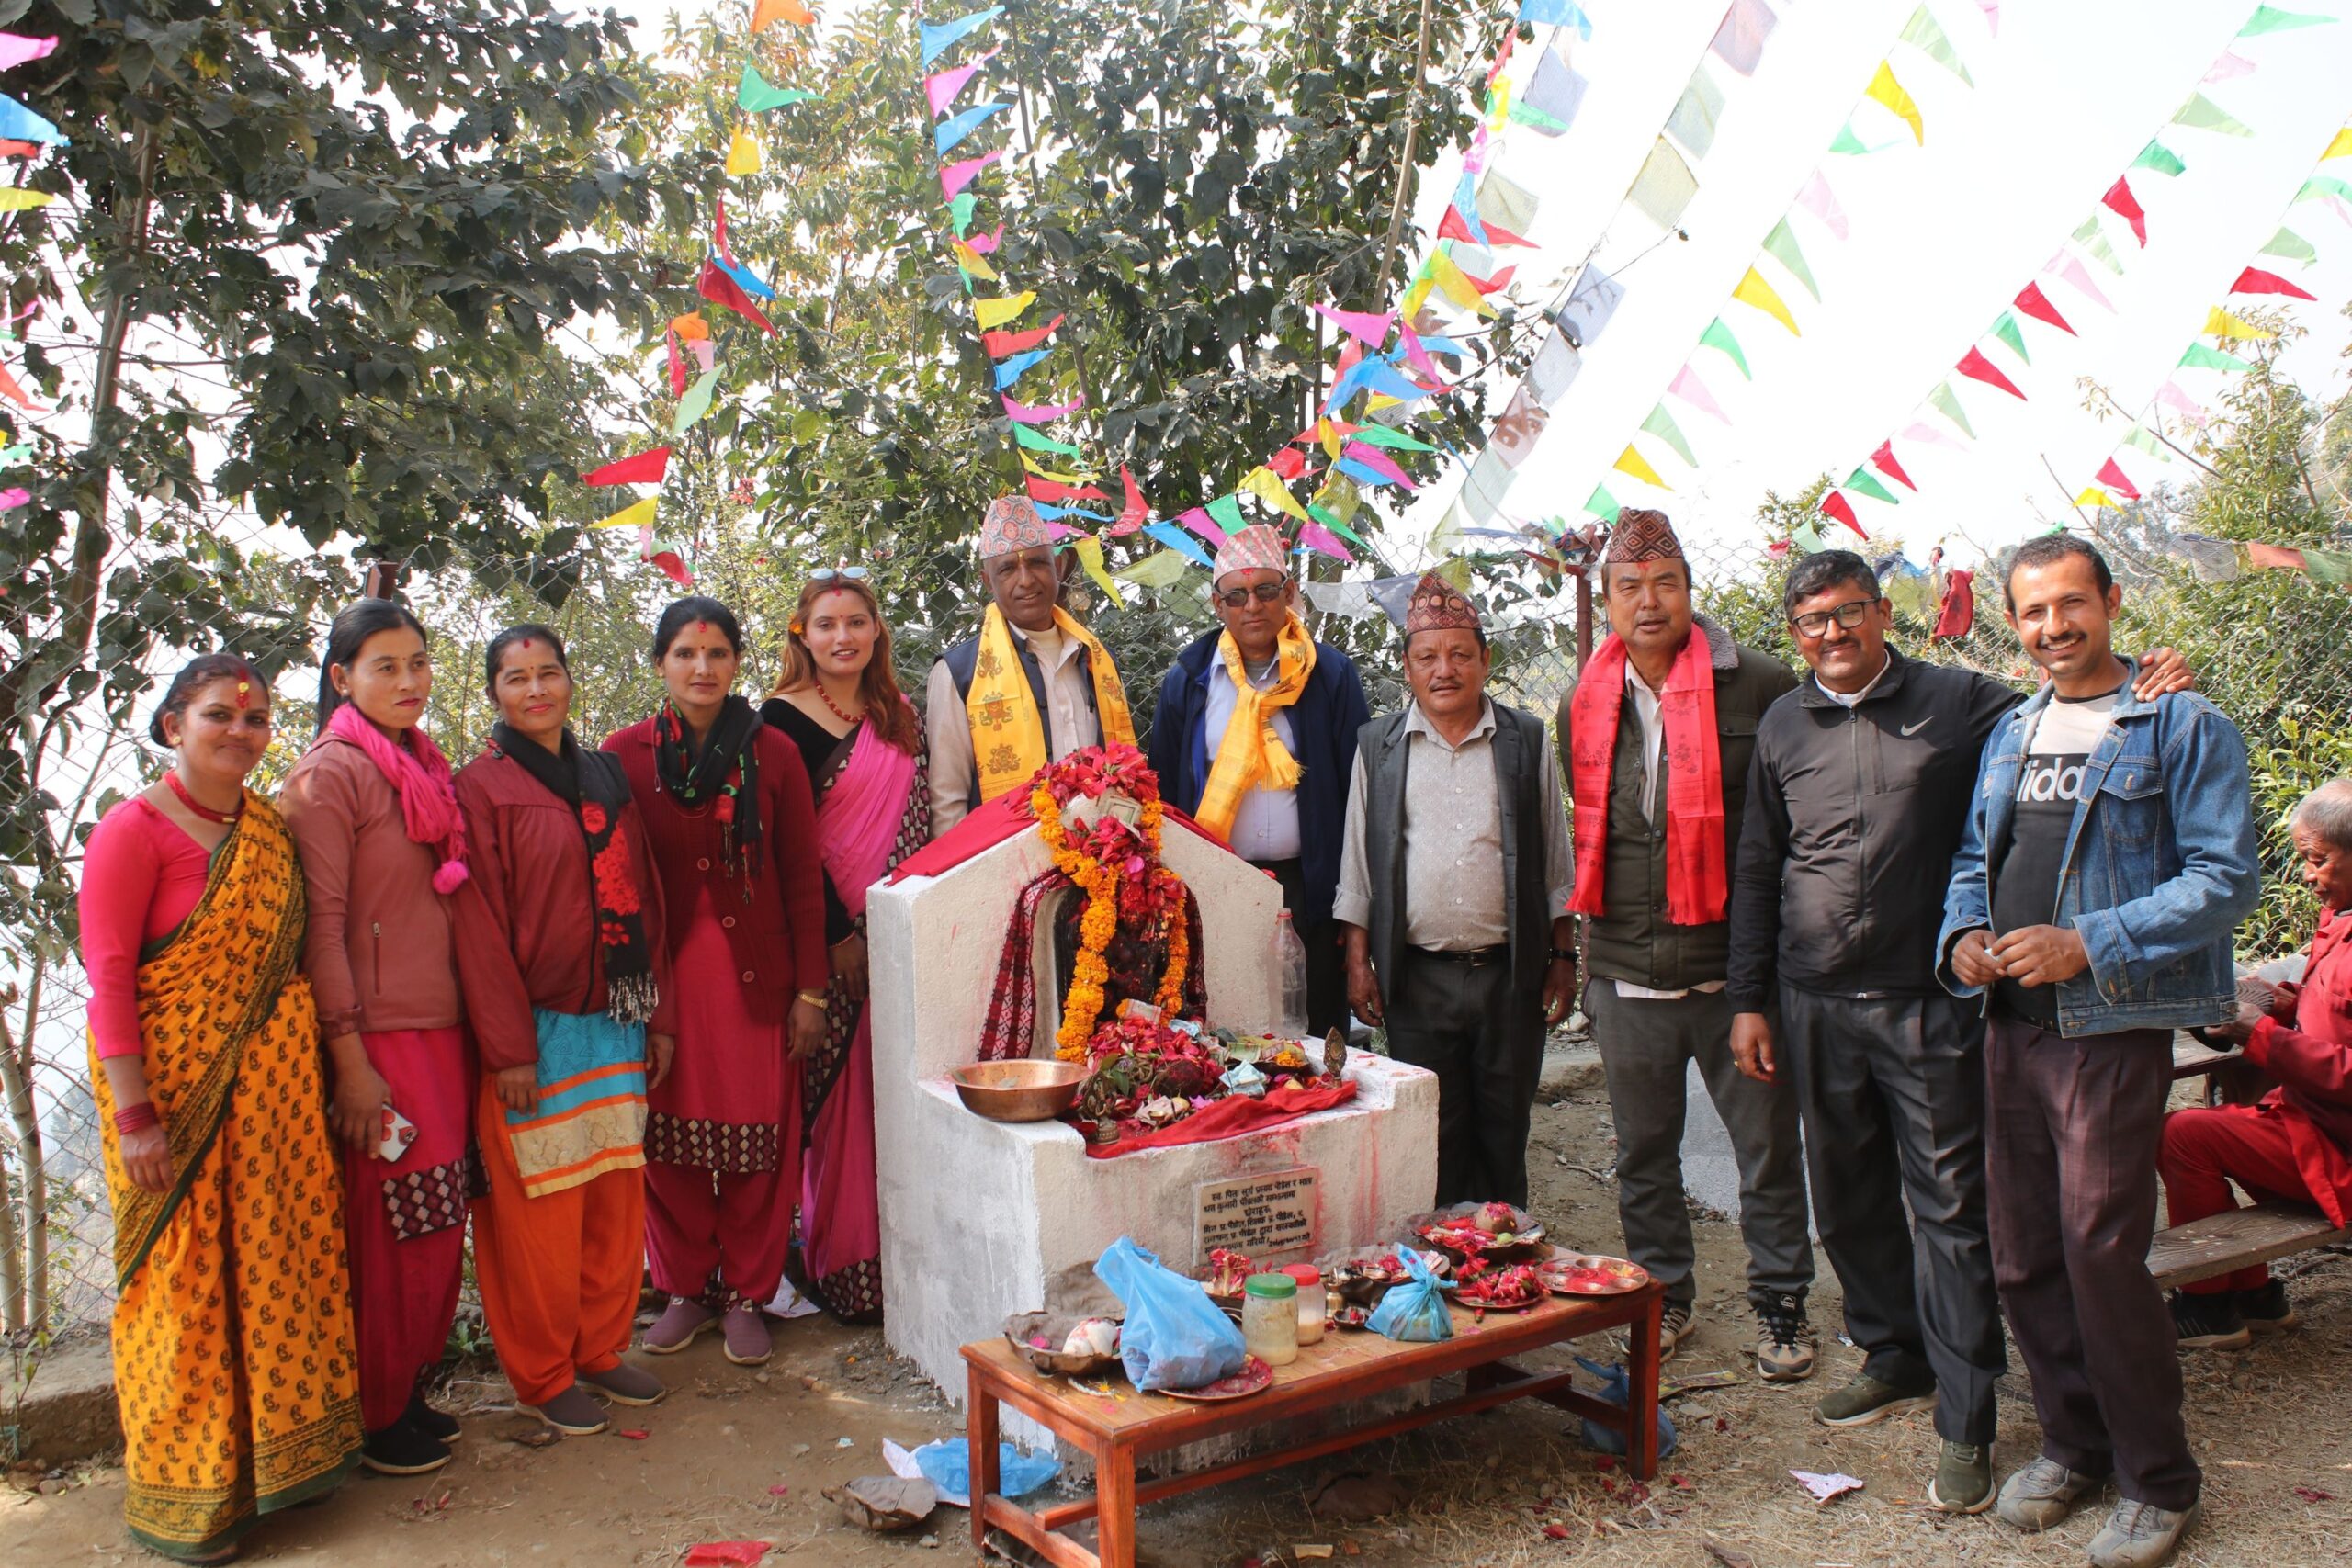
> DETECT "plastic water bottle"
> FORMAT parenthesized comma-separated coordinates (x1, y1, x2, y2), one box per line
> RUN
(1274, 909, 1310, 1039)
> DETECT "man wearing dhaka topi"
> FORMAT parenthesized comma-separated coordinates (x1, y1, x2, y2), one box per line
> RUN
(926, 494, 1136, 837)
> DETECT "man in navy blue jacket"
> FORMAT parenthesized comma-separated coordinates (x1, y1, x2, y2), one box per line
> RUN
(1147, 524, 1371, 1034)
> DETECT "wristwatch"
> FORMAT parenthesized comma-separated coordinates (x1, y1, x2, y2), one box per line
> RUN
(1547, 948, 1577, 963)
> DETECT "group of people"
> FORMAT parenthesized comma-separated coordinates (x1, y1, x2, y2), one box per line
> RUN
(76, 491, 2352, 1568)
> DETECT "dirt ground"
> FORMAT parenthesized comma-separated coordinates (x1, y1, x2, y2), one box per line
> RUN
(7, 1084, 2350, 1568)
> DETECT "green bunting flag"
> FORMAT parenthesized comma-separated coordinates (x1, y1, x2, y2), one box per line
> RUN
(1991, 310, 2030, 364)
(1641, 404, 1697, 466)
(2179, 342, 2254, 372)
(1305, 504, 1363, 544)
(1584, 484, 1621, 522)
(671, 367, 723, 434)
(1790, 521, 1826, 554)
(738, 62, 817, 111)
(1844, 466, 1900, 505)
(2239, 4, 2333, 35)
(1828, 120, 1875, 155)
(1898, 6, 1973, 85)
(2132, 141, 2187, 177)
(2302, 547, 2352, 587)
(2171, 93, 2254, 138)
(1013, 424, 1086, 457)
(2260, 226, 2319, 265)
(1928, 380, 1975, 438)
(1700, 317, 1751, 378)
(2123, 424, 2171, 460)
(2296, 176, 2352, 203)
(948, 192, 978, 235)
(1346, 426, 1438, 452)
(1204, 492, 1246, 534)
(1761, 219, 1820, 301)
(2074, 218, 2124, 274)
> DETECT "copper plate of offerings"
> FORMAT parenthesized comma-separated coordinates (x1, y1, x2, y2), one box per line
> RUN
(1539, 1253, 1649, 1296)
(949, 1060, 1086, 1122)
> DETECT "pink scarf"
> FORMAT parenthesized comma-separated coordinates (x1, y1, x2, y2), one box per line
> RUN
(326, 700, 470, 894)
(815, 717, 919, 919)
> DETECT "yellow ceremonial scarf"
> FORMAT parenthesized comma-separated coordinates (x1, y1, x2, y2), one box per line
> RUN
(967, 602, 1136, 804)
(1194, 613, 1317, 842)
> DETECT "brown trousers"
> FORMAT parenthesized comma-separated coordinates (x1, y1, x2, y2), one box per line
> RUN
(1984, 1015, 2199, 1510)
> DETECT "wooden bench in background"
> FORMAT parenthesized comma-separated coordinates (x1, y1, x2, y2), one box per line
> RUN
(2149, 1202, 2352, 1290)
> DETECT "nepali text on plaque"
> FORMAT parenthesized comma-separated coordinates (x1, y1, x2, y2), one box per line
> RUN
(1194, 1167, 1320, 1266)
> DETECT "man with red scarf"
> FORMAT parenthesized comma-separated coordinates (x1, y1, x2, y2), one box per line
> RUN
(1558, 510, 1815, 1380)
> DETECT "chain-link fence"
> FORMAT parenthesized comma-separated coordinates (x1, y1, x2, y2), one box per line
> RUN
(7, 505, 2352, 1428)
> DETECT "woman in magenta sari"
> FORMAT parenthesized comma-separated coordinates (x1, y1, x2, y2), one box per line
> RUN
(762, 570, 929, 1321)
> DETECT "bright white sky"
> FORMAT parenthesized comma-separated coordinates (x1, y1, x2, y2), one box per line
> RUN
(627, 0, 2352, 569)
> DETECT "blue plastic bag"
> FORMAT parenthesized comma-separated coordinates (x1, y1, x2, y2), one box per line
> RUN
(910, 1438, 1059, 1500)
(1572, 1356, 1679, 1458)
(1092, 1236, 1249, 1392)
(1367, 1248, 1453, 1341)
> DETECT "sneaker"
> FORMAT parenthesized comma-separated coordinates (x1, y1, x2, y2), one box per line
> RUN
(2167, 1290, 2251, 1350)
(360, 1419, 452, 1476)
(721, 1304, 773, 1367)
(580, 1361, 667, 1406)
(2236, 1279, 2298, 1334)
(1814, 1372, 1937, 1427)
(1622, 1302, 1695, 1362)
(643, 1298, 718, 1354)
(2086, 1498, 2199, 1568)
(1754, 1293, 1817, 1382)
(403, 1393, 461, 1446)
(530, 1383, 608, 1437)
(1995, 1455, 2106, 1532)
(1928, 1440, 1996, 1514)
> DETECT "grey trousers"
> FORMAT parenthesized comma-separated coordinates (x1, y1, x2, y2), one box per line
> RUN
(1781, 987, 2005, 1444)
(1584, 982, 1813, 1313)
(1384, 947, 1544, 1208)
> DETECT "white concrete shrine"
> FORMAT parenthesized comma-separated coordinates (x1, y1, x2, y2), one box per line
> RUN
(868, 805, 1439, 1426)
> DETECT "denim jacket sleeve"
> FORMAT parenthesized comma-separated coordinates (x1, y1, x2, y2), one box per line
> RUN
(2069, 697, 2261, 991)
(1935, 735, 1999, 998)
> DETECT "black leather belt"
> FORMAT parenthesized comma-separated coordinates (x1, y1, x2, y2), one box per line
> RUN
(1410, 944, 1509, 967)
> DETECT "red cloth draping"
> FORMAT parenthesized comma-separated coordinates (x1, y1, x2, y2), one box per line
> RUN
(1075, 1079, 1359, 1159)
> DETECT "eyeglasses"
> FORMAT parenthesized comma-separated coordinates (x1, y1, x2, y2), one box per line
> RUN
(1216, 581, 1288, 609)
(1789, 599, 1880, 638)
(808, 566, 869, 582)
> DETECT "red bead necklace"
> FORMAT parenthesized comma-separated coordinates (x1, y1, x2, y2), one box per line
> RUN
(815, 682, 864, 727)
(165, 770, 243, 824)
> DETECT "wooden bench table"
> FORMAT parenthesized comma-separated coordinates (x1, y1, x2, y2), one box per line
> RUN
(963, 1282, 1665, 1568)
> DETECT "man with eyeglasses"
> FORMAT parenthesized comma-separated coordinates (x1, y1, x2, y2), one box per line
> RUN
(926, 495, 1135, 837)
(1724, 547, 2190, 1516)
(1147, 524, 1370, 1034)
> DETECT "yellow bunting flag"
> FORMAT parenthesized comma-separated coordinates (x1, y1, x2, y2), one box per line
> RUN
(2204, 307, 2274, 339)
(0, 191, 55, 211)
(1071, 536, 1120, 601)
(1400, 265, 1436, 321)
(974, 291, 1036, 330)
(1020, 454, 1093, 483)
(2075, 488, 2118, 510)
(1318, 419, 1344, 459)
(1238, 465, 1313, 523)
(951, 241, 999, 281)
(592, 496, 658, 530)
(1427, 248, 1498, 318)
(1864, 60, 1925, 145)
(2326, 127, 2352, 161)
(1614, 445, 1673, 491)
(1733, 266, 1801, 335)
(726, 130, 762, 175)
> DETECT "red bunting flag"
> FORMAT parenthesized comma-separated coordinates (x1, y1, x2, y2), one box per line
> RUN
(1819, 490, 1868, 540)
(1025, 476, 1109, 504)
(713, 194, 737, 267)
(647, 547, 694, 587)
(2229, 265, 2316, 301)
(1112, 466, 1148, 535)
(2094, 457, 2141, 502)
(0, 358, 45, 412)
(1869, 441, 1917, 491)
(1457, 262, 1517, 294)
(0, 139, 40, 158)
(2013, 281, 2076, 335)
(665, 327, 687, 396)
(2102, 177, 2147, 246)
(981, 314, 1064, 357)
(696, 260, 775, 334)
(1268, 446, 1307, 480)
(582, 445, 673, 486)
(1438, 206, 1532, 248)
(1955, 346, 2026, 400)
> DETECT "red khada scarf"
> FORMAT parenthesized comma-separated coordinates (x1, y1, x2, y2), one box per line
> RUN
(1566, 627, 1728, 926)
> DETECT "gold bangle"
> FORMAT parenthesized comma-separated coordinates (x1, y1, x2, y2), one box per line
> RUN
(795, 989, 828, 1008)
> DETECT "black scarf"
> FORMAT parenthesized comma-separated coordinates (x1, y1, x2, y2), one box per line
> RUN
(652, 694, 763, 885)
(489, 724, 659, 1024)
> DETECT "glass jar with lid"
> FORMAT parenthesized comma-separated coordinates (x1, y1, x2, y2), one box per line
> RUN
(1281, 1263, 1326, 1345)
(1241, 1272, 1300, 1366)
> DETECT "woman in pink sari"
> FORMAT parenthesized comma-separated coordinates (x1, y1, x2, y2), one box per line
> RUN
(761, 570, 929, 1321)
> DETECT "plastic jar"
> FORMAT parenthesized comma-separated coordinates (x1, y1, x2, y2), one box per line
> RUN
(1241, 1272, 1299, 1366)
(1282, 1264, 1326, 1345)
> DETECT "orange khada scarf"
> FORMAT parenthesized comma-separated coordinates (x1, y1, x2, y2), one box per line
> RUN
(91, 795, 362, 1556)
(1566, 627, 1728, 926)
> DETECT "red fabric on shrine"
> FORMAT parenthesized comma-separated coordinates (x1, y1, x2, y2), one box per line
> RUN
(1077, 1079, 1359, 1159)
(886, 791, 1240, 885)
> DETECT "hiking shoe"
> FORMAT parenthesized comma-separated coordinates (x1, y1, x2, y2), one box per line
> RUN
(721, 1304, 774, 1366)
(403, 1393, 461, 1446)
(2237, 1279, 2298, 1334)
(1928, 1441, 1996, 1514)
(2086, 1498, 2199, 1568)
(1754, 1293, 1817, 1382)
(2167, 1290, 2251, 1350)
(643, 1297, 718, 1354)
(580, 1361, 667, 1406)
(1814, 1372, 1937, 1427)
(1995, 1455, 2106, 1532)
(1622, 1302, 1694, 1362)
(360, 1419, 452, 1476)
(531, 1384, 608, 1437)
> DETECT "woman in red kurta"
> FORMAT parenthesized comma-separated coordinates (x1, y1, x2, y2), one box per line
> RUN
(2160, 780, 2352, 1348)
(605, 596, 829, 1367)
(455, 625, 680, 1434)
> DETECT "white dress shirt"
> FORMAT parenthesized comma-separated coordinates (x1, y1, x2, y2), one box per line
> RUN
(1203, 654, 1304, 862)
(924, 620, 1103, 837)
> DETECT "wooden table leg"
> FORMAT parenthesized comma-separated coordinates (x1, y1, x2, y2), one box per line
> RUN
(1625, 1291, 1662, 1482)
(1093, 1437, 1136, 1568)
(967, 1365, 1000, 1556)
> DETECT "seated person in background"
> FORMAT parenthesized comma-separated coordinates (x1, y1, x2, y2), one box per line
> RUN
(2159, 777, 2352, 1349)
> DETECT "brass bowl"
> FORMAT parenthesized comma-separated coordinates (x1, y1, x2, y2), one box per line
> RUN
(949, 1059, 1086, 1122)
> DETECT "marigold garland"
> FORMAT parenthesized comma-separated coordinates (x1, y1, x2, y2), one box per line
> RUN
(1031, 747, 1192, 1059)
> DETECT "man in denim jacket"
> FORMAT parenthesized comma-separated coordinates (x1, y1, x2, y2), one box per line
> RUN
(1937, 536, 2258, 1568)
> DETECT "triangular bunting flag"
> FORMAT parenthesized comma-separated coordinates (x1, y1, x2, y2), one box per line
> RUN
(1312, 303, 1396, 350)
(583, 446, 673, 486)
(1669, 364, 1730, 423)
(1012, 424, 1085, 457)
(1113, 467, 1149, 535)
(725, 130, 761, 175)
(696, 261, 775, 333)
(1116, 549, 1193, 588)
(671, 367, 723, 434)
(1796, 169, 1849, 239)
(1956, 346, 2025, 399)
(1898, 6, 1973, 85)
(982, 314, 1065, 356)
(1518, 0, 1595, 38)
(753, 0, 812, 29)
(1900, 420, 1966, 452)
(1845, 466, 1901, 505)
(1640, 404, 1697, 467)
(2095, 458, 2141, 501)
(1700, 317, 1751, 378)
(973, 292, 1036, 331)
(2202, 308, 2273, 340)
(940, 149, 1003, 199)
(1733, 267, 1801, 335)
(1145, 520, 1218, 566)
(2178, 342, 2255, 371)
(1819, 490, 1868, 538)
(2054, 254, 2118, 311)
(738, 62, 817, 111)
(2171, 92, 2253, 138)
(2231, 265, 2316, 299)
(1928, 380, 1975, 437)
(935, 101, 1011, 156)
(2075, 488, 2119, 510)
(2132, 140, 2187, 177)
(1584, 484, 1622, 523)
(2295, 176, 2352, 202)
(1761, 219, 1820, 301)
(1238, 465, 1313, 523)
(2238, 5, 2331, 35)
(920, 6, 1002, 67)
(2259, 226, 2318, 265)
(1863, 60, 1926, 145)
(925, 53, 995, 117)
(1614, 445, 1672, 491)
(1991, 311, 2031, 364)
(1871, 441, 1917, 491)
(2102, 177, 2147, 246)
(591, 496, 658, 530)
(1001, 392, 1083, 423)
(2013, 281, 2075, 334)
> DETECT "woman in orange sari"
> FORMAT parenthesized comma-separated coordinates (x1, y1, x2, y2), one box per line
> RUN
(79, 655, 363, 1562)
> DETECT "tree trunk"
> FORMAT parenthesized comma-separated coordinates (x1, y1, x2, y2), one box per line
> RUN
(1376, 0, 1440, 302)
(0, 956, 50, 1331)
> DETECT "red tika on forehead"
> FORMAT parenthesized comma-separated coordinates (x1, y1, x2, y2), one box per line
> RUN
(519, 637, 533, 649)
(696, 620, 709, 633)
(235, 681, 252, 709)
